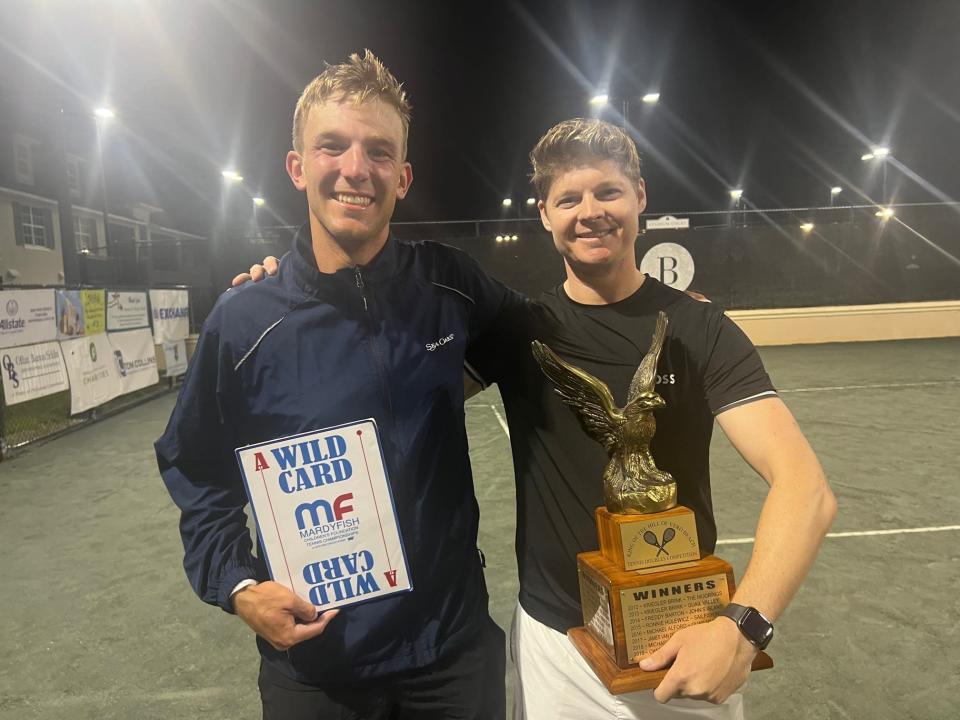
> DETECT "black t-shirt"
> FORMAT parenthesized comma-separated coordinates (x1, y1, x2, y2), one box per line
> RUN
(466, 277, 776, 632)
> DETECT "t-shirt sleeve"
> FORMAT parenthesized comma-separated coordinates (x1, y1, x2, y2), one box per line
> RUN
(698, 308, 777, 415)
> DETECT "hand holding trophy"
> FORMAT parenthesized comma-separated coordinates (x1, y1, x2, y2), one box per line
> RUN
(531, 311, 772, 693)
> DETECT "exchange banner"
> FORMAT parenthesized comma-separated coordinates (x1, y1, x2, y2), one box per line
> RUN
(82, 289, 106, 335)
(0, 289, 57, 349)
(106, 290, 150, 331)
(108, 328, 159, 395)
(149, 289, 190, 344)
(236, 419, 412, 610)
(56, 290, 86, 339)
(0, 341, 69, 406)
(61, 334, 123, 414)
(162, 339, 188, 377)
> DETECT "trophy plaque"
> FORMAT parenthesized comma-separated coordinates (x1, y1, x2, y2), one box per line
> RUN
(532, 311, 772, 695)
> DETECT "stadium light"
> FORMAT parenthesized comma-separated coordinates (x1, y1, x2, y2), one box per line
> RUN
(875, 207, 895, 220)
(729, 189, 743, 201)
(93, 107, 115, 120)
(253, 197, 266, 207)
(502, 198, 512, 207)
(642, 92, 660, 104)
(222, 169, 244, 182)
(800, 223, 814, 232)
(589, 93, 610, 107)
(526, 197, 536, 206)
(511, 234, 519, 241)
(831, 186, 842, 195)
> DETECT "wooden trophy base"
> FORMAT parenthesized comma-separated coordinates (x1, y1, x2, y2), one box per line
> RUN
(573, 504, 774, 695)
(569, 626, 773, 694)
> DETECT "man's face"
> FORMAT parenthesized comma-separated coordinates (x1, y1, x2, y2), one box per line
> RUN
(539, 159, 646, 276)
(287, 99, 412, 251)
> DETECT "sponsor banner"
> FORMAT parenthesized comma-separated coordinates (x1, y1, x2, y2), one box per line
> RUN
(81, 289, 106, 335)
(1, 341, 69, 406)
(106, 290, 150, 331)
(56, 290, 86, 339)
(108, 328, 159, 395)
(646, 215, 690, 230)
(61, 334, 123, 414)
(149, 289, 190, 344)
(236, 419, 411, 610)
(162, 339, 188, 377)
(0, 289, 57, 349)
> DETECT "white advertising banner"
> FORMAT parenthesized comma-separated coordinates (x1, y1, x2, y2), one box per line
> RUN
(149, 289, 190, 344)
(61, 334, 123, 414)
(162, 340, 188, 377)
(108, 328, 159, 395)
(236, 420, 411, 610)
(0, 341, 69, 406)
(106, 290, 150, 331)
(0, 289, 57, 349)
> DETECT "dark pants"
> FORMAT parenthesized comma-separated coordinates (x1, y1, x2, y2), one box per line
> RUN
(259, 618, 506, 720)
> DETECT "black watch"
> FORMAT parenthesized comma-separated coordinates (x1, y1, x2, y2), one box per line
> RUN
(719, 603, 774, 650)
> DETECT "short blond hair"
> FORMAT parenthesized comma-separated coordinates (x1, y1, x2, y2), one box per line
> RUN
(292, 49, 412, 156)
(530, 118, 642, 200)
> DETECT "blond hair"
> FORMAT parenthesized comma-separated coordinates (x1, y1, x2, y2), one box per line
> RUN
(529, 118, 642, 199)
(292, 49, 412, 156)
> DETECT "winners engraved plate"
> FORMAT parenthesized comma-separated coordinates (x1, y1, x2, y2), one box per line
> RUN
(236, 419, 412, 611)
(533, 312, 771, 694)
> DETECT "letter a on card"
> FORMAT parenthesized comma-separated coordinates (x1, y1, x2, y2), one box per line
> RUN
(254, 452, 270, 471)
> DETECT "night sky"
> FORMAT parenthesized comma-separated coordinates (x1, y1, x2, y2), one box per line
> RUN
(2, 0, 958, 235)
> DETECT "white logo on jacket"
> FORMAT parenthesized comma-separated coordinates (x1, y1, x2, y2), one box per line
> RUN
(426, 333, 455, 352)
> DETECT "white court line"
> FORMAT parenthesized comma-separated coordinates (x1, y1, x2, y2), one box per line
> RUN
(717, 524, 960, 545)
(780, 380, 959, 394)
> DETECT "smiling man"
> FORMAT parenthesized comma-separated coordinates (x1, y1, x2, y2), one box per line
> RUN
(156, 51, 515, 719)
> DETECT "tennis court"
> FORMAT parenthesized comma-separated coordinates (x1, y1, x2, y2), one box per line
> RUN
(1, 337, 957, 719)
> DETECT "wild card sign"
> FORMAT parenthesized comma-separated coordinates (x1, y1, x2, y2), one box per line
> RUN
(236, 419, 411, 610)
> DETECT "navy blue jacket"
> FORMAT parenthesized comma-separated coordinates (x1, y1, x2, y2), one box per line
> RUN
(156, 226, 519, 684)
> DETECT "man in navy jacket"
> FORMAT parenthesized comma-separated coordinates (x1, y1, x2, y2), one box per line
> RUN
(156, 51, 516, 719)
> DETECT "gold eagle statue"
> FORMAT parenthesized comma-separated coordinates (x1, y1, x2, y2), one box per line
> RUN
(531, 311, 676, 514)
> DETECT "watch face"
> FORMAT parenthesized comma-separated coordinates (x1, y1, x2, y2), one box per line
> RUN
(741, 609, 774, 649)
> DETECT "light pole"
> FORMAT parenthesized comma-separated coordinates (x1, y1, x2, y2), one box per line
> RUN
(93, 107, 115, 256)
(589, 90, 659, 128)
(830, 186, 842, 206)
(861, 147, 890, 203)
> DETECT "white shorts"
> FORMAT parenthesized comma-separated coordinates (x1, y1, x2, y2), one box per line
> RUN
(510, 603, 745, 720)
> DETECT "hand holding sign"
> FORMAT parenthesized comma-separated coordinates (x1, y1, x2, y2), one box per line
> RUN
(233, 580, 339, 651)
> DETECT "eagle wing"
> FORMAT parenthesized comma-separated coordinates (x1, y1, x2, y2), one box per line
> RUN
(627, 311, 668, 405)
(531, 340, 622, 452)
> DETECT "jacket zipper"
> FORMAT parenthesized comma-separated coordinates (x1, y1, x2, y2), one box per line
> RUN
(354, 266, 396, 433)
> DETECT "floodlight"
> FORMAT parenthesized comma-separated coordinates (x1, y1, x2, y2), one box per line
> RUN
(94, 107, 115, 120)
(589, 94, 610, 106)
(831, 187, 842, 195)
(253, 197, 266, 207)
(642, 93, 660, 104)
(502, 198, 512, 207)
(875, 208, 895, 219)
(511, 235, 518, 241)
(221, 170, 243, 182)
(800, 223, 814, 232)
(496, 235, 503, 243)
(526, 197, 536, 206)
(729, 189, 743, 200)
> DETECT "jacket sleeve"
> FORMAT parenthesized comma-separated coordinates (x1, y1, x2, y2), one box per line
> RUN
(154, 300, 259, 612)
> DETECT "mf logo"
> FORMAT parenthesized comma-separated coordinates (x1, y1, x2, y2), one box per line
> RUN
(5, 299, 18, 316)
(295, 492, 355, 530)
(643, 527, 676, 557)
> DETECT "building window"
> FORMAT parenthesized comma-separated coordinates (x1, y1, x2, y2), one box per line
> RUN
(14, 203, 55, 249)
(66, 156, 83, 195)
(13, 135, 37, 185)
(73, 216, 100, 254)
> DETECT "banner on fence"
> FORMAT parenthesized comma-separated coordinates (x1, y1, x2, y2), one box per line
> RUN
(149, 289, 190, 344)
(56, 290, 86, 339)
(108, 329, 159, 395)
(61, 334, 122, 414)
(106, 290, 150, 331)
(82, 290, 106, 335)
(0, 290, 57, 349)
(1, 341, 69, 406)
(162, 339, 188, 377)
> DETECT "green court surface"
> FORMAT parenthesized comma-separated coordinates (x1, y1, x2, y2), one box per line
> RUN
(1, 338, 957, 719)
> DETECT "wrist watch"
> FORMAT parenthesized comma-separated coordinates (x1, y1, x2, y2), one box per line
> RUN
(719, 603, 774, 650)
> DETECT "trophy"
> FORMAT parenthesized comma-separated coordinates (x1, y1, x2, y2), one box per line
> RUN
(531, 311, 772, 694)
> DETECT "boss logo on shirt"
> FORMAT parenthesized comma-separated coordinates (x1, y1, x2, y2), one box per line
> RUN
(656, 373, 676, 385)
(426, 333, 455, 352)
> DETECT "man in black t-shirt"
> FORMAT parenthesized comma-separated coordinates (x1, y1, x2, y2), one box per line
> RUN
(463, 119, 836, 719)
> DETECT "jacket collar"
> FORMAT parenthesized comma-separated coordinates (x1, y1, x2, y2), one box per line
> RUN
(284, 223, 402, 296)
